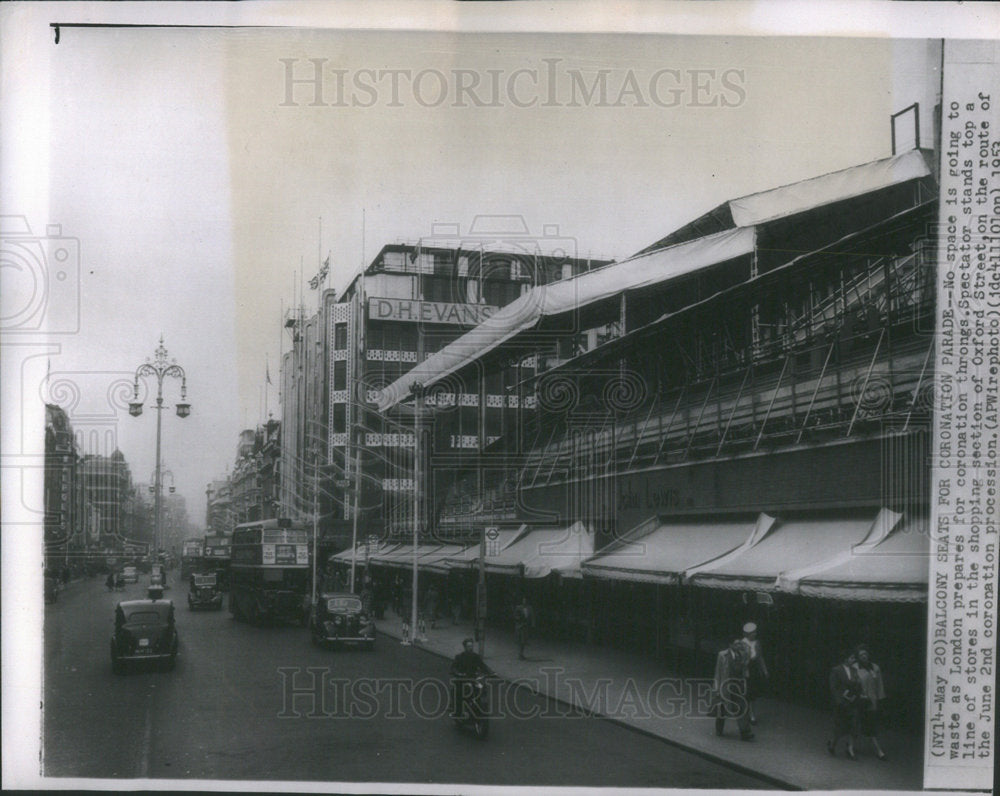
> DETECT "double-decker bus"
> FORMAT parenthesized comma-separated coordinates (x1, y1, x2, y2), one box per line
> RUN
(230, 519, 310, 624)
(202, 534, 232, 591)
(181, 538, 204, 581)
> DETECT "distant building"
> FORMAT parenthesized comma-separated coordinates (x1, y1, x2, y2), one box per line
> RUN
(80, 449, 144, 550)
(45, 404, 84, 558)
(231, 420, 281, 524)
(205, 478, 233, 537)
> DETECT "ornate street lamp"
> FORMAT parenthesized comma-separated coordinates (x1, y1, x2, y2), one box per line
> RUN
(131, 336, 190, 554)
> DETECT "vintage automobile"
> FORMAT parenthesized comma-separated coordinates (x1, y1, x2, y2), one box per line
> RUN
(120, 565, 139, 584)
(188, 572, 223, 610)
(110, 597, 179, 673)
(309, 592, 376, 650)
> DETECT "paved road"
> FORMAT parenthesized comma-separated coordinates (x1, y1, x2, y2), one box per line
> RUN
(43, 576, 769, 788)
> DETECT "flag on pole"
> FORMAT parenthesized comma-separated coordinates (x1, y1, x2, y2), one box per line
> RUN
(409, 238, 422, 265)
(266, 355, 272, 385)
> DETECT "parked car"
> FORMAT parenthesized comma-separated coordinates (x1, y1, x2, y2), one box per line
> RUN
(309, 592, 376, 650)
(188, 572, 223, 610)
(110, 598, 179, 673)
(120, 566, 139, 584)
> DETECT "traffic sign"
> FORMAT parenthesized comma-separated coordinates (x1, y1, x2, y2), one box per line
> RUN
(485, 527, 499, 540)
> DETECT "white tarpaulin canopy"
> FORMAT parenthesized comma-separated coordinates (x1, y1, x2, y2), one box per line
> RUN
(583, 514, 773, 586)
(377, 227, 756, 410)
(727, 149, 932, 227)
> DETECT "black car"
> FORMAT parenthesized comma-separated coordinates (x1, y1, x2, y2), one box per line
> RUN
(309, 592, 376, 650)
(188, 572, 223, 610)
(110, 598, 179, 673)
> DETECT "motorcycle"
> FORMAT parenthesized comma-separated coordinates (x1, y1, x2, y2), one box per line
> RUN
(451, 674, 491, 739)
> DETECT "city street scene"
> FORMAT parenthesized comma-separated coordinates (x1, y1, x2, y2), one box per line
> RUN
(3, 5, 998, 794)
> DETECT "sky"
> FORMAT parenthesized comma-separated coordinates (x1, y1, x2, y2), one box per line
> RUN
(0, 6, 949, 528)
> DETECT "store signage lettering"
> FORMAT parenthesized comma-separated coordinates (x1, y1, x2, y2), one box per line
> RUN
(616, 480, 681, 511)
(368, 298, 498, 326)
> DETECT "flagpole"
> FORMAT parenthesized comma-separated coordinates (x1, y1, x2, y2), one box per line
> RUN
(264, 353, 270, 421)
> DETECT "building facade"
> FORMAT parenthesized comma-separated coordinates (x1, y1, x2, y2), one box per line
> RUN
(375, 145, 939, 730)
(279, 238, 607, 559)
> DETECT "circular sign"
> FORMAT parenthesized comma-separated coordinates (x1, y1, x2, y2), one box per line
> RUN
(485, 527, 499, 540)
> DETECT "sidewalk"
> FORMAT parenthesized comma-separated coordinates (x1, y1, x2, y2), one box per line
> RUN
(378, 612, 922, 791)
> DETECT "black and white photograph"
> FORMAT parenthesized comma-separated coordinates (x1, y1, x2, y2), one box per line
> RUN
(2, 2, 997, 793)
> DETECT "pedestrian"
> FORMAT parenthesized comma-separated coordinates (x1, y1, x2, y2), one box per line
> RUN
(425, 583, 440, 629)
(392, 576, 403, 617)
(827, 649, 861, 759)
(741, 622, 769, 725)
(853, 644, 888, 760)
(713, 639, 754, 741)
(514, 597, 534, 660)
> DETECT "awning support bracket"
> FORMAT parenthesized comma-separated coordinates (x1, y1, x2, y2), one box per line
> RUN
(795, 338, 836, 444)
(902, 340, 934, 433)
(716, 362, 753, 456)
(684, 374, 717, 459)
(653, 383, 687, 466)
(754, 355, 790, 451)
(846, 327, 886, 437)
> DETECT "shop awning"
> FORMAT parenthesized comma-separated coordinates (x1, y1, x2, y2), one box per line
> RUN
(380, 544, 473, 571)
(484, 522, 594, 579)
(583, 513, 774, 586)
(687, 511, 892, 592)
(329, 541, 395, 565)
(428, 526, 531, 574)
(367, 543, 413, 566)
(371, 544, 445, 568)
(377, 227, 755, 411)
(520, 521, 594, 579)
(778, 513, 928, 602)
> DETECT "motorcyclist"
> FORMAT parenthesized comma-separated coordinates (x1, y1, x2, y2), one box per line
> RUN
(450, 638, 494, 719)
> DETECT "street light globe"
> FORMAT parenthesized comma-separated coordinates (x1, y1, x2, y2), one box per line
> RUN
(129, 402, 143, 417)
(175, 403, 191, 418)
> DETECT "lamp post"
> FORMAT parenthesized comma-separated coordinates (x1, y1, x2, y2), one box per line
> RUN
(408, 381, 425, 646)
(130, 336, 190, 556)
(149, 468, 176, 554)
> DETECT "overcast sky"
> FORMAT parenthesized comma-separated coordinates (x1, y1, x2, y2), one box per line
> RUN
(1, 12, 947, 525)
